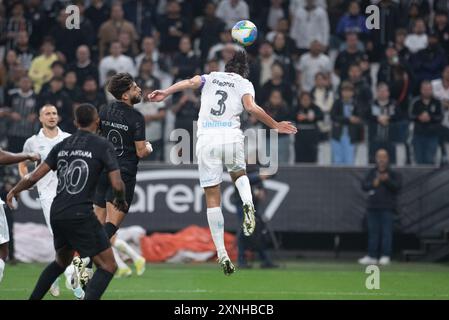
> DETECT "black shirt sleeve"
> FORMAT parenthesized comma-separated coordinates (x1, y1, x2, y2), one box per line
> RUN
(101, 140, 120, 173)
(44, 142, 62, 171)
(133, 111, 146, 142)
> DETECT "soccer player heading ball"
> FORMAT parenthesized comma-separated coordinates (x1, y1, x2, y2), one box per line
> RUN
(149, 51, 297, 275)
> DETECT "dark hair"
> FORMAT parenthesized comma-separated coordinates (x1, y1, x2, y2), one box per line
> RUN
(107, 72, 134, 100)
(224, 51, 249, 78)
(75, 103, 97, 128)
(51, 60, 64, 69)
(83, 76, 97, 84)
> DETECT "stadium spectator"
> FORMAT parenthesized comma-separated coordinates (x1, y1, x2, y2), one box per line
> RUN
(377, 46, 409, 90)
(5, 2, 32, 52)
(411, 81, 443, 165)
(137, 58, 160, 88)
(25, 0, 49, 49)
(409, 32, 448, 95)
(40, 60, 65, 96)
(359, 148, 401, 266)
(271, 32, 296, 83)
(295, 91, 323, 163)
(38, 76, 75, 133)
(433, 10, 449, 57)
(404, 19, 428, 54)
(334, 32, 365, 82)
(330, 81, 363, 165)
(14, 31, 35, 71)
(171, 36, 200, 82)
(261, 89, 292, 164)
(434, 0, 449, 13)
(367, 83, 400, 164)
(367, 0, 401, 62)
(347, 63, 372, 115)
(84, 0, 110, 36)
(249, 41, 276, 95)
(296, 40, 331, 92)
(68, 45, 98, 87)
(98, 2, 138, 59)
(135, 36, 169, 82)
(260, 62, 293, 107)
(393, 28, 411, 62)
(400, 0, 430, 29)
(207, 33, 243, 71)
(99, 41, 136, 87)
(122, 0, 157, 38)
(172, 89, 199, 162)
(289, 0, 326, 15)
(134, 87, 166, 162)
(156, 0, 190, 54)
(335, 1, 369, 40)
(4, 76, 38, 152)
(117, 30, 139, 58)
(265, 17, 290, 43)
(257, 0, 288, 34)
(63, 71, 82, 106)
(198, 2, 226, 65)
(79, 76, 107, 113)
(216, 0, 250, 30)
(28, 37, 58, 94)
(289, 0, 330, 53)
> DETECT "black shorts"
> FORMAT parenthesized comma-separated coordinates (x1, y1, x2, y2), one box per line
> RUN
(52, 214, 110, 258)
(93, 171, 136, 213)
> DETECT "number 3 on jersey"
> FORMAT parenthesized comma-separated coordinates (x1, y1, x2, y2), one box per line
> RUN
(211, 90, 228, 116)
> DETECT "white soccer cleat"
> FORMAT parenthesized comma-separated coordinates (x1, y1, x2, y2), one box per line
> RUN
(49, 278, 60, 297)
(378, 256, 391, 266)
(358, 256, 378, 265)
(242, 203, 256, 236)
(71, 257, 86, 299)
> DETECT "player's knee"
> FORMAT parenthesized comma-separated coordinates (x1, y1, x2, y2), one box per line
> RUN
(103, 260, 117, 274)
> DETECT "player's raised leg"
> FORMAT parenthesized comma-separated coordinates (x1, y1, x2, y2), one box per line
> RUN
(230, 170, 256, 236)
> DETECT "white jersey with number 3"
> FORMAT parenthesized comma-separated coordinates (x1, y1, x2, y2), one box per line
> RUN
(198, 72, 255, 144)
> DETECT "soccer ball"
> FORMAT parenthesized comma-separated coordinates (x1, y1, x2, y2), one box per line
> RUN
(231, 20, 257, 46)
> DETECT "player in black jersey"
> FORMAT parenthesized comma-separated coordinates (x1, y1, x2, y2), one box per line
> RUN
(93, 73, 151, 277)
(7, 104, 128, 300)
(0, 150, 40, 284)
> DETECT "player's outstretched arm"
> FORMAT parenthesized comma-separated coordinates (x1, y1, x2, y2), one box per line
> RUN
(108, 169, 128, 213)
(6, 162, 51, 209)
(0, 149, 40, 165)
(148, 75, 203, 102)
(242, 94, 298, 135)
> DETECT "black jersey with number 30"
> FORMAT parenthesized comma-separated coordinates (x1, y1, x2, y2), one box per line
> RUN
(45, 130, 119, 219)
(98, 101, 146, 176)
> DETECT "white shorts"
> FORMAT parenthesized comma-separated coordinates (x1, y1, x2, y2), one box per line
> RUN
(40, 198, 53, 234)
(0, 205, 9, 245)
(196, 140, 246, 188)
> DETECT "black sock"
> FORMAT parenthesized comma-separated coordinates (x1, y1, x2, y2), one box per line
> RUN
(84, 268, 114, 300)
(104, 222, 118, 239)
(29, 261, 65, 300)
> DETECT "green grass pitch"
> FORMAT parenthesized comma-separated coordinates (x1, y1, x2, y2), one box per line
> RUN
(1, 261, 449, 300)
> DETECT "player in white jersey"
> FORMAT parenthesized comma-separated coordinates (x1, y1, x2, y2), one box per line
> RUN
(0, 149, 40, 284)
(149, 51, 297, 275)
(18, 104, 83, 298)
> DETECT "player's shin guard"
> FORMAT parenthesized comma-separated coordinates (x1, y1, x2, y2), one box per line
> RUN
(29, 261, 65, 300)
(104, 222, 118, 239)
(84, 268, 114, 300)
(206, 207, 227, 259)
(0, 259, 5, 283)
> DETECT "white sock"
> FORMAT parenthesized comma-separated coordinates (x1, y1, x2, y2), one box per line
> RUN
(235, 175, 254, 206)
(0, 259, 4, 283)
(207, 207, 227, 259)
(112, 247, 128, 269)
(114, 238, 141, 262)
(64, 264, 74, 281)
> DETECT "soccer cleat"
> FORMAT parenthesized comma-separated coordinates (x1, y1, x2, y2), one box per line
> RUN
(115, 266, 132, 278)
(242, 203, 256, 236)
(379, 256, 391, 266)
(358, 256, 378, 265)
(49, 278, 60, 297)
(71, 257, 86, 299)
(219, 256, 236, 276)
(134, 257, 146, 276)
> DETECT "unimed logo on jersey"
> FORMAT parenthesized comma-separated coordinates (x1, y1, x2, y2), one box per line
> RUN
(130, 170, 290, 221)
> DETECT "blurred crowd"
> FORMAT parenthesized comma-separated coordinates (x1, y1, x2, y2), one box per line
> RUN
(0, 0, 449, 166)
